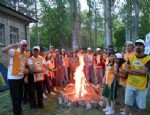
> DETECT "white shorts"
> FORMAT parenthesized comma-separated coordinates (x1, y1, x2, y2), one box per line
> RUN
(125, 85, 149, 109)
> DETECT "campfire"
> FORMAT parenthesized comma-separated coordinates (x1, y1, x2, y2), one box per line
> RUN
(59, 55, 104, 109)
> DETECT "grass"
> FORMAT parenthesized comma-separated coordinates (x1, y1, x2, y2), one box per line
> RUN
(0, 87, 150, 115)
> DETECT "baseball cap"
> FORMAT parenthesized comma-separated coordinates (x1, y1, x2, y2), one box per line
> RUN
(135, 39, 145, 46)
(96, 48, 101, 51)
(20, 40, 28, 45)
(55, 49, 59, 52)
(115, 53, 122, 58)
(126, 41, 133, 46)
(33, 46, 40, 50)
(87, 47, 91, 50)
(61, 49, 65, 52)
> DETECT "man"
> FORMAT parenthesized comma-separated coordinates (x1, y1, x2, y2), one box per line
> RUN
(45, 46, 55, 60)
(124, 41, 135, 61)
(2, 40, 28, 115)
(85, 47, 94, 83)
(28, 46, 48, 109)
(125, 39, 150, 115)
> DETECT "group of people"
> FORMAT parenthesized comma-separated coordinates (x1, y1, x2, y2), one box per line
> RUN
(1, 38, 150, 115)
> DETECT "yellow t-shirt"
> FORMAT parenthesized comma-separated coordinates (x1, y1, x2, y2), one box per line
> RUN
(119, 63, 127, 87)
(127, 54, 150, 90)
(105, 64, 114, 85)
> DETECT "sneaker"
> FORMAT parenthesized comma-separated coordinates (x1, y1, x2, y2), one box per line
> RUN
(105, 108, 115, 115)
(50, 92, 56, 95)
(43, 93, 47, 99)
(103, 106, 111, 112)
(120, 111, 125, 115)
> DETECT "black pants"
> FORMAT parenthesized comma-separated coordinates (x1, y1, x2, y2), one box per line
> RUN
(29, 80, 43, 108)
(8, 79, 24, 115)
(23, 80, 29, 103)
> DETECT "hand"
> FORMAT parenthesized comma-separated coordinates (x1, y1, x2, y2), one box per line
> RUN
(23, 68, 29, 74)
(113, 71, 117, 75)
(43, 69, 48, 72)
(124, 68, 129, 73)
(108, 83, 111, 89)
(24, 77, 28, 84)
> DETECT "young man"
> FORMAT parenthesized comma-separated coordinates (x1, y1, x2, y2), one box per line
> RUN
(125, 39, 150, 115)
(2, 40, 28, 115)
(124, 41, 135, 61)
(28, 46, 48, 110)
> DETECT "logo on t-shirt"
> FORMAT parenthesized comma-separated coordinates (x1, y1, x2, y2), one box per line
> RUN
(20, 55, 26, 60)
(35, 62, 41, 65)
(133, 60, 143, 66)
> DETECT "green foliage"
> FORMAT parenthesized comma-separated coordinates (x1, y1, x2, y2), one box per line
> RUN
(113, 18, 125, 51)
(139, 1, 150, 38)
(0, 0, 35, 18)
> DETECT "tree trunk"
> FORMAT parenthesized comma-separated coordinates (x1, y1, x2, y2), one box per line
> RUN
(105, 0, 112, 47)
(133, 0, 139, 42)
(126, 0, 132, 42)
(71, 0, 80, 51)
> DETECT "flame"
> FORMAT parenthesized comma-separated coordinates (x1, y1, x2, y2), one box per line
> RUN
(74, 55, 87, 98)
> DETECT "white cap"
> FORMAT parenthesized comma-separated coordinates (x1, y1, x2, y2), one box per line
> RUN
(126, 41, 133, 45)
(33, 46, 40, 50)
(20, 40, 28, 45)
(87, 47, 91, 50)
(55, 49, 59, 52)
(50, 46, 54, 48)
(135, 39, 145, 46)
(115, 53, 122, 58)
(61, 49, 65, 52)
(96, 48, 101, 51)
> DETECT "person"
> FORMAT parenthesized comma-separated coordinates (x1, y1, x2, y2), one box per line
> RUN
(45, 46, 55, 59)
(27, 46, 48, 110)
(125, 39, 150, 115)
(47, 55, 57, 92)
(55, 49, 63, 86)
(22, 50, 32, 105)
(62, 51, 70, 84)
(1, 40, 29, 115)
(95, 48, 105, 85)
(102, 52, 115, 114)
(70, 52, 79, 81)
(75, 46, 79, 55)
(124, 41, 134, 61)
(85, 47, 94, 83)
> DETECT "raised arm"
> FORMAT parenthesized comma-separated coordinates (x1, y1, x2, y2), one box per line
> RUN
(1, 43, 21, 54)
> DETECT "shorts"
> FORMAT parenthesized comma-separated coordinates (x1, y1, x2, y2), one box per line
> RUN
(102, 81, 118, 101)
(125, 85, 149, 109)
